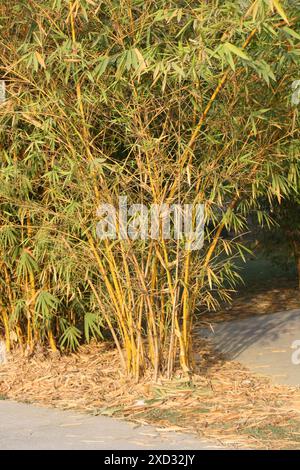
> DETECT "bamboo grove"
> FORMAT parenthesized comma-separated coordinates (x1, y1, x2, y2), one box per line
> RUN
(0, 0, 299, 379)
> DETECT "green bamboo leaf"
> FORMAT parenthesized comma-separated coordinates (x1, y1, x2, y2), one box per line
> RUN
(282, 26, 300, 41)
(94, 56, 109, 78)
(35, 291, 59, 318)
(271, 0, 289, 25)
(84, 312, 103, 343)
(224, 42, 251, 61)
(133, 48, 147, 72)
(59, 325, 81, 351)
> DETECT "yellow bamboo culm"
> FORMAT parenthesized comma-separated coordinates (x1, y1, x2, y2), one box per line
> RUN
(1, 309, 11, 352)
(48, 329, 58, 352)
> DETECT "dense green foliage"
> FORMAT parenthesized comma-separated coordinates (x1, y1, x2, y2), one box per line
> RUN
(258, 194, 300, 286)
(0, 0, 299, 377)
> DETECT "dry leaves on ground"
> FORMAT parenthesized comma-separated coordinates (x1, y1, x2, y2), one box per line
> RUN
(1, 337, 300, 449)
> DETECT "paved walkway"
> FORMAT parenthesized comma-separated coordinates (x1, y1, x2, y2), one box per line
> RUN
(203, 308, 300, 386)
(0, 401, 224, 450)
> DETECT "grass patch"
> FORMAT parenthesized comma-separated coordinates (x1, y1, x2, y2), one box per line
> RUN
(135, 408, 184, 425)
(242, 419, 300, 449)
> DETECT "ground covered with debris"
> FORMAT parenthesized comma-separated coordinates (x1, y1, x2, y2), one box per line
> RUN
(1, 336, 300, 450)
(201, 283, 300, 324)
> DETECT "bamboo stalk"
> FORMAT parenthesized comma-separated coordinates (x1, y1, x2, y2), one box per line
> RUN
(1, 308, 10, 352)
(87, 278, 127, 371)
(48, 329, 57, 352)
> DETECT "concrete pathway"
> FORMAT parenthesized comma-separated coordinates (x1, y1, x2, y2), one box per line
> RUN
(0, 401, 224, 450)
(203, 308, 300, 386)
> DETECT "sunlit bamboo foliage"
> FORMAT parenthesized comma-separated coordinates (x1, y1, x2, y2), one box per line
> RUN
(0, 0, 299, 378)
